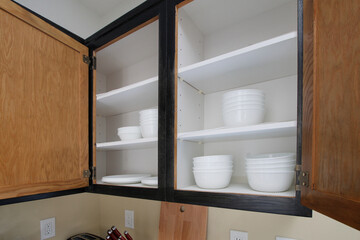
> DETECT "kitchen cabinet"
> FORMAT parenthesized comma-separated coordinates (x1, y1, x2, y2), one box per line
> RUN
(0, 0, 359, 231)
(0, 0, 89, 200)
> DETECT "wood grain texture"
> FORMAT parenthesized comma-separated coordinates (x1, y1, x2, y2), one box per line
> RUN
(159, 202, 208, 240)
(0, 0, 87, 55)
(0, 3, 88, 200)
(302, 0, 360, 230)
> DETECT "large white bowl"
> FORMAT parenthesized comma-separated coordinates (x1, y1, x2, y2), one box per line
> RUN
(193, 161, 233, 168)
(223, 108, 265, 127)
(140, 119, 158, 125)
(245, 161, 296, 168)
(246, 153, 295, 161)
(139, 108, 158, 117)
(117, 126, 142, 140)
(193, 166, 233, 171)
(140, 123, 158, 138)
(246, 165, 295, 172)
(193, 155, 233, 162)
(247, 171, 294, 192)
(193, 170, 233, 189)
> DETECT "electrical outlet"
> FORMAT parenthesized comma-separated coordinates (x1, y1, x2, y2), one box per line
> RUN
(276, 237, 296, 240)
(230, 230, 248, 240)
(125, 210, 134, 229)
(40, 217, 55, 240)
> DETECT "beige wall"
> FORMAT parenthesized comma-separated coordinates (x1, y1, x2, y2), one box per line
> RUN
(0, 193, 100, 240)
(0, 193, 359, 240)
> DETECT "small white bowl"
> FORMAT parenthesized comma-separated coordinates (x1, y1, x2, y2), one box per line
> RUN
(245, 162, 296, 168)
(246, 153, 295, 161)
(247, 171, 294, 192)
(223, 89, 264, 98)
(223, 108, 265, 127)
(139, 108, 158, 116)
(246, 165, 295, 172)
(193, 161, 233, 168)
(140, 123, 158, 138)
(193, 166, 233, 171)
(193, 155, 234, 162)
(245, 159, 296, 166)
(193, 170, 233, 189)
(140, 119, 158, 125)
(117, 126, 142, 140)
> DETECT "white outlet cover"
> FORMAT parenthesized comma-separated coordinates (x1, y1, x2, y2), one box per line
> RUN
(40, 217, 55, 240)
(276, 237, 296, 240)
(125, 210, 134, 229)
(230, 230, 248, 240)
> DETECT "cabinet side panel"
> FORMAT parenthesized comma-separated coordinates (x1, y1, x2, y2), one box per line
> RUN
(0, 6, 88, 199)
(301, 0, 360, 230)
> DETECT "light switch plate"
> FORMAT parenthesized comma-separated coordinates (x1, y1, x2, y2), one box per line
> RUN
(40, 217, 55, 240)
(125, 210, 134, 229)
(276, 236, 296, 240)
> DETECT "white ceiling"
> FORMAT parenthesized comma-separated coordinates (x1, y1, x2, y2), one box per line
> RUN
(182, 0, 293, 35)
(96, 20, 159, 75)
(78, 0, 124, 17)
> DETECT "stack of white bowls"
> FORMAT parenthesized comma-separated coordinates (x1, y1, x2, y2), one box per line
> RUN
(117, 126, 142, 140)
(222, 89, 265, 127)
(139, 108, 158, 138)
(245, 153, 296, 192)
(192, 155, 233, 189)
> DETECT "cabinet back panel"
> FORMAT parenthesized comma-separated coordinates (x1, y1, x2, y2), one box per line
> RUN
(0, 5, 88, 198)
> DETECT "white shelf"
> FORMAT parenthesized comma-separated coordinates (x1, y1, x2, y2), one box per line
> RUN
(96, 137, 157, 151)
(96, 76, 158, 116)
(96, 181, 158, 188)
(178, 32, 297, 94)
(177, 121, 297, 143)
(179, 183, 295, 197)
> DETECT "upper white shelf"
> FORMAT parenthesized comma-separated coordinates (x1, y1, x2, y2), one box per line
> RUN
(96, 76, 158, 116)
(177, 121, 297, 143)
(96, 137, 157, 151)
(178, 32, 297, 94)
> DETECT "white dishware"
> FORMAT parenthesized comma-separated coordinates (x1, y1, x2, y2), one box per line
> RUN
(141, 176, 158, 186)
(246, 165, 295, 172)
(245, 152, 295, 161)
(245, 161, 295, 168)
(140, 123, 158, 138)
(117, 126, 142, 140)
(246, 171, 294, 192)
(193, 170, 233, 189)
(223, 89, 264, 98)
(193, 166, 233, 171)
(101, 174, 151, 184)
(193, 161, 233, 167)
(193, 155, 233, 162)
(223, 108, 265, 127)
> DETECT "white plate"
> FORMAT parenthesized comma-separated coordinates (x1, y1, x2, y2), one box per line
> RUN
(101, 174, 151, 184)
(141, 176, 158, 186)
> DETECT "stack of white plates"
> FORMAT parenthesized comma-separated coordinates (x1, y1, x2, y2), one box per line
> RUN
(139, 108, 158, 138)
(192, 155, 233, 189)
(245, 153, 296, 192)
(222, 89, 265, 127)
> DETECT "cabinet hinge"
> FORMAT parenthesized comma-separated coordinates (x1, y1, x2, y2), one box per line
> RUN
(82, 55, 97, 70)
(83, 169, 91, 178)
(295, 165, 310, 191)
(92, 166, 96, 180)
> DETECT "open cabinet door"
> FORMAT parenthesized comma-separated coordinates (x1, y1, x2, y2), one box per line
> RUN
(0, 0, 89, 200)
(302, 0, 360, 230)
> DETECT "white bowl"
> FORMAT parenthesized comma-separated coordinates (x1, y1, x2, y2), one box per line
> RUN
(140, 116, 158, 120)
(139, 108, 158, 116)
(140, 119, 158, 125)
(247, 171, 294, 192)
(223, 89, 264, 98)
(223, 101, 264, 107)
(223, 108, 265, 127)
(193, 166, 233, 171)
(223, 96, 265, 103)
(246, 165, 295, 172)
(140, 123, 158, 138)
(117, 126, 142, 140)
(246, 153, 295, 161)
(245, 161, 296, 168)
(193, 155, 233, 162)
(193, 161, 233, 167)
(223, 106, 265, 112)
(193, 170, 233, 189)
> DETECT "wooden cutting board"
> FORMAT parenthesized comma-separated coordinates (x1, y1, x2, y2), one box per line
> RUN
(158, 202, 208, 240)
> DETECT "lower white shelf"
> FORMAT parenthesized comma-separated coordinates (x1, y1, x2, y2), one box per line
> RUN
(178, 183, 295, 197)
(96, 137, 157, 151)
(177, 121, 297, 143)
(96, 181, 158, 189)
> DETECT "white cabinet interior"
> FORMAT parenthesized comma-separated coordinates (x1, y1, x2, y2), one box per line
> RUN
(176, 0, 298, 197)
(95, 19, 159, 188)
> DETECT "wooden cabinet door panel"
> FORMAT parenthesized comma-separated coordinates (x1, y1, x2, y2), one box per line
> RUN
(302, 0, 360, 230)
(0, 0, 89, 199)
